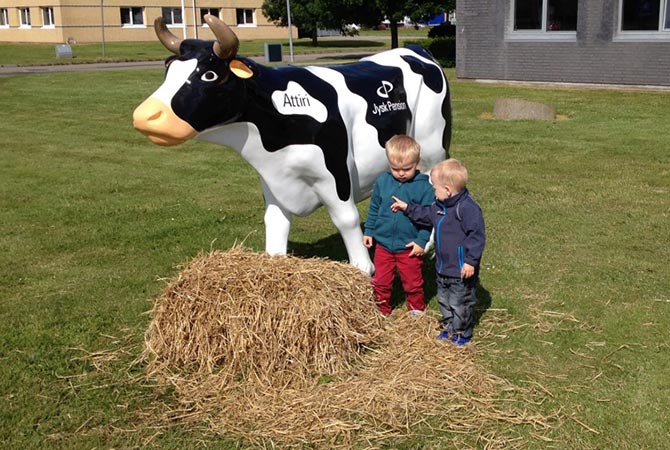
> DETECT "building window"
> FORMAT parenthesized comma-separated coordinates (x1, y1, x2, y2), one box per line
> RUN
(41, 7, 54, 27)
(20, 7, 31, 27)
(236, 8, 254, 26)
(617, 0, 670, 39)
(508, 0, 577, 40)
(200, 8, 219, 25)
(120, 7, 144, 26)
(621, 0, 669, 30)
(162, 7, 183, 26)
(514, 0, 578, 31)
(0, 8, 8, 27)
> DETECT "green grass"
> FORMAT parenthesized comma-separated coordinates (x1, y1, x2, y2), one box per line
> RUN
(0, 28, 428, 66)
(0, 37, 398, 66)
(359, 26, 431, 37)
(1, 68, 669, 448)
(0, 39, 387, 65)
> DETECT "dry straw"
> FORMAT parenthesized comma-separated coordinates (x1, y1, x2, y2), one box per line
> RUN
(141, 247, 550, 448)
(143, 247, 384, 387)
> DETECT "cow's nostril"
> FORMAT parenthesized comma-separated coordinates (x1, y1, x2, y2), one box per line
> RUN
(133, 97, 196, 145)
(147, 110, 162, 121)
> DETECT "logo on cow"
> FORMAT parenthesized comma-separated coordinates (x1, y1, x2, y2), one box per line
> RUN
(271, 81, 327, 123)
(376, 81, 394, 99)
(370, 80, 407, 117)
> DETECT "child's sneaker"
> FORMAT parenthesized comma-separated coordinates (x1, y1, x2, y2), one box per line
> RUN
(436, 323, 453, 341)
(450, 333, 471, 346)
(409, 309, 423, 318)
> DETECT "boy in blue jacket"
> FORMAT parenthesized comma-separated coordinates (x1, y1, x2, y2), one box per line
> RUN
(363, 135, 435, 316)
(391, 158, 485, 345)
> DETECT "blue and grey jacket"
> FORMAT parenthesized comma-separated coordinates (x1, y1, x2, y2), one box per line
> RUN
(405, 188, 486, 278)
(364, 170, 434, 253)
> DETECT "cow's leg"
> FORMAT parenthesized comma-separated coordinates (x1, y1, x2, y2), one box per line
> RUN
(261, 182, 291, 255)
(324, 200, 374, 276)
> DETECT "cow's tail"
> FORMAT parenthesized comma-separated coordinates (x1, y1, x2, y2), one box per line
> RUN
(425, 46, 452, 159)
(404, 44, 452, 160)
(411, 45, 452, 159)
(442, 78, 452, 159)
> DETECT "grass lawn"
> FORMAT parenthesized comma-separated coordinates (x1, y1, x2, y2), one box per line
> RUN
(0, 66, 668, 448)
(0, 29, 428, 66)
(0, 38, 394, 66)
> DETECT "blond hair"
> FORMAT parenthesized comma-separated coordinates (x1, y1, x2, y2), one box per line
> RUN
(431, 158, 469, 191)
(385, 135, 421, 164)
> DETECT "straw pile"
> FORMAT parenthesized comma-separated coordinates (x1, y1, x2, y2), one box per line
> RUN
(141, 248, 550, 448)
(143, 247, 384, 388)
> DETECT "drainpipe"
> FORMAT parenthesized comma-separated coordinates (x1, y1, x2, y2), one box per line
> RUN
(286, 0, 294, 62)
(100, 0, 105, 57)
(181, 0, 186, 38)
(192, 0, 198, 38)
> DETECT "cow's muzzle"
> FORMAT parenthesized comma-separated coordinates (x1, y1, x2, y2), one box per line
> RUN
(133, 97, 197, 146)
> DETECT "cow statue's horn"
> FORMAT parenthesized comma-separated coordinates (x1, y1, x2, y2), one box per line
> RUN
(154, 17, 182, 54)
(205, 14, 239, 60)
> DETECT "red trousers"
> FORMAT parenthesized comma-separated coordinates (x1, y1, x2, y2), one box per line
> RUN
(371, 246, 425, 315)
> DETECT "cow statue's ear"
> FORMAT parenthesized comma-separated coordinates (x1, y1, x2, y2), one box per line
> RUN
(229, 60, 254, 79)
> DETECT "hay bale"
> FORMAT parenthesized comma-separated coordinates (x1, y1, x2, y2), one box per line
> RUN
(143, 247, 384, 387)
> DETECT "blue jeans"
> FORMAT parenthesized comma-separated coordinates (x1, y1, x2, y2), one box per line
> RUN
(436, 275, 477, 339)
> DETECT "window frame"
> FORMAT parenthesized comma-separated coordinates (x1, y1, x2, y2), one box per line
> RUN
(507, 0, 578, 41)
(200, 8, 219, 26)
(161, 7, 183, 27)
(236, 8, 255, 27)
(120, 6, 145, 27)
(41, 6, 54, 28)
(19, 7, 32, 28)
(0, 8, 9, 28)
(615, 0, 670, 41)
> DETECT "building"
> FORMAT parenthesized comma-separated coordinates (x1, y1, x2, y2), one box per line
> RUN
(0, 0, 295, 43)
(456, 0, 670, 87)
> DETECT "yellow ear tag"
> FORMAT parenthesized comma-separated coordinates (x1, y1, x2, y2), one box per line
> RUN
(230, 60, 253, 79)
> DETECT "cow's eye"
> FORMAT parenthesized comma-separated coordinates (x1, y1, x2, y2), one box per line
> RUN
(201, 71, 219, 82)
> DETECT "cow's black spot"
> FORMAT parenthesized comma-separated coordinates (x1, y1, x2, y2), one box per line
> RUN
(333, 61, 413, 148)
(171, 41, 238, 131)
(243, 64, 351, 201)
(400, 49, 445, 94)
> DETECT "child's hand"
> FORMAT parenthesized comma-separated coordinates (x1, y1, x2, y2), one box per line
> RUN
(461, 263, 475, 279)
(390, 196, 408, 212)
(363, 236, 374, 248)
(406, 242, 425, 257)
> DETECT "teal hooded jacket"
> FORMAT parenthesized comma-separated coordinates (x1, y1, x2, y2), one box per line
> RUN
(364, 170, 434, 253)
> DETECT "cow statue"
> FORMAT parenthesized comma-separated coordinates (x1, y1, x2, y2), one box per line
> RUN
(133, 15, 451, 275)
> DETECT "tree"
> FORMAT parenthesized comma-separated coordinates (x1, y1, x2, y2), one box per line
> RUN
(262, 0, 454, 48)
(262, 0, 348, 46)
(364, 0, 454, 48)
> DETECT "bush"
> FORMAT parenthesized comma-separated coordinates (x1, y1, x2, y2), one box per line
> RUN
(404, 37, 456, 68)
(428, 22, 456, 38)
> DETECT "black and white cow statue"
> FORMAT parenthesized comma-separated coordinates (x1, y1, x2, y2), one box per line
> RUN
(133, 14, 451, 275)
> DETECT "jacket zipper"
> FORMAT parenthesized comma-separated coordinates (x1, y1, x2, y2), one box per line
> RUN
(436, 203, 447, 273)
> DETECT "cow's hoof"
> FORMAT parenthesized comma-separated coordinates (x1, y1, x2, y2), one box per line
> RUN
(352, 260, 374, 277)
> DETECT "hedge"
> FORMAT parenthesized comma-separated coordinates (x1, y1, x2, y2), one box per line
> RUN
(404, 37, 455, 68)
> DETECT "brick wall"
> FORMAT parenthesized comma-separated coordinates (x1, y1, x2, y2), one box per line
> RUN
(456, 0, 670, 87)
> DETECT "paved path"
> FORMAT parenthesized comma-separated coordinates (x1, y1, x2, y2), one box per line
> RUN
(0, 51, 376, 77)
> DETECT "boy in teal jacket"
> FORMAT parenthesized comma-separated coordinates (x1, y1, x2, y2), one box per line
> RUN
(363, 135, 435, 315)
